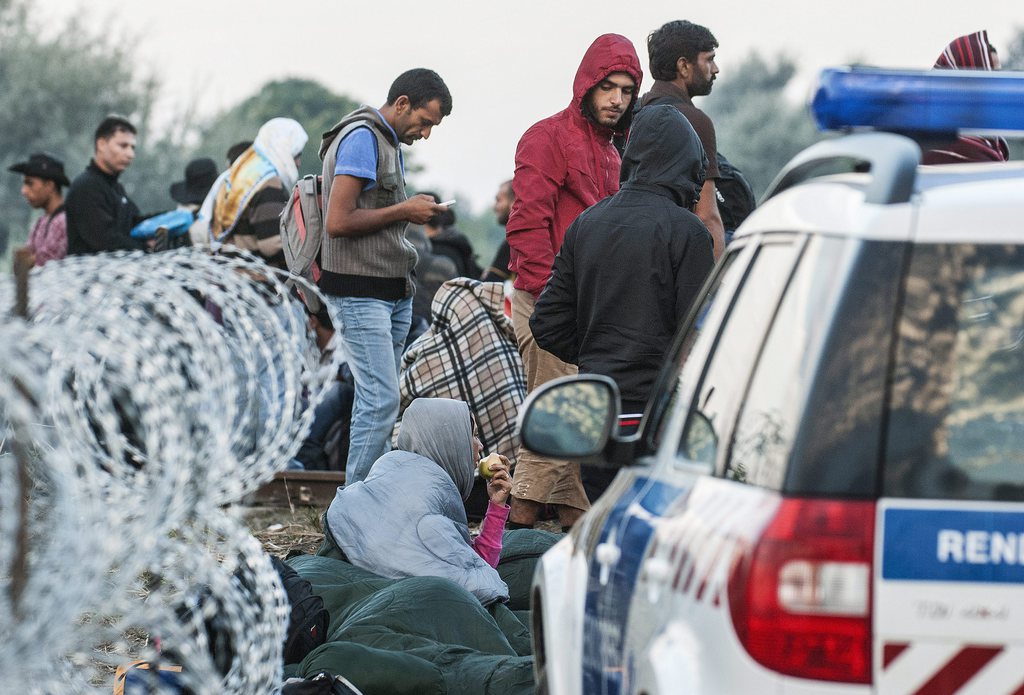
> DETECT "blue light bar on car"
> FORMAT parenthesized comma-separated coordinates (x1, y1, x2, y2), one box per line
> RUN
(811, 67, 1024, 134)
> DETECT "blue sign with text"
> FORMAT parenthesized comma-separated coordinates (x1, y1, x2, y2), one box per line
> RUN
(882, 508, 1024, 584)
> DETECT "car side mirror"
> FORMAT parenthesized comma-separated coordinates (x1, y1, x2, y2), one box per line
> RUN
(518, 375, 619, 460)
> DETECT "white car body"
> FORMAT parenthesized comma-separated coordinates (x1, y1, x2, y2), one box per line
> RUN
(529, 125, 1024, 694)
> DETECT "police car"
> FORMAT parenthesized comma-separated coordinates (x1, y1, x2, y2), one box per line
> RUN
(519, 67, 1024, 695)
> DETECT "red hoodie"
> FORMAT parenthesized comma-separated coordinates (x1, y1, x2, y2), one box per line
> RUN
(506, 34, 643, 299)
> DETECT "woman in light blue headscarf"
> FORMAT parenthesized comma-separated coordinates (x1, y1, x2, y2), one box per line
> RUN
(324, 397, 514, 605)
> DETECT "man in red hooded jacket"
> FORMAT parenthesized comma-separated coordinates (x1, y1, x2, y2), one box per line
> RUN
(505, 33, 642, 530)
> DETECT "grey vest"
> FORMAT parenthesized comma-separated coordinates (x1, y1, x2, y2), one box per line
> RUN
(318, 106, 417, 300)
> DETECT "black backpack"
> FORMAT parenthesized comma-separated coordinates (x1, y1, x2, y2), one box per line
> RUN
(636, 96, 756, 233)
(714, 152, 757, 233)
(271, 556, 330, 665)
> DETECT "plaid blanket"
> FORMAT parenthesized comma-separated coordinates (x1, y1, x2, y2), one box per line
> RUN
(395, 278, 526, 464)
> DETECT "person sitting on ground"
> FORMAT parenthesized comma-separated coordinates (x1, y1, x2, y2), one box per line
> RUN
(396, 278, 526, 478)
(290, 303, 355, 471)
(207, 118, 308, 268)
(323, 397, 513, 604)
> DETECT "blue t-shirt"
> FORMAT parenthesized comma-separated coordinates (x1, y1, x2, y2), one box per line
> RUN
(334, 113, 404, 191)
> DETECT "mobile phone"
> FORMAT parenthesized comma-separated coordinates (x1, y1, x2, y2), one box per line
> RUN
(439, 199, 456, 207)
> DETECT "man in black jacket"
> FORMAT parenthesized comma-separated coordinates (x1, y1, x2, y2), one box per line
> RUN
(65, 115, 147, 255)
(530, 104, 714, 418)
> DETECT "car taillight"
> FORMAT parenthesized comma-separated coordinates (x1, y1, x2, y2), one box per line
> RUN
(728, 498, 875, 684)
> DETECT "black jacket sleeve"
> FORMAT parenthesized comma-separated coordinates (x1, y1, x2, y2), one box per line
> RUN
(674, 223, 715, 320)
(66, 181, 145, 253)
(530, 222, 580, 365)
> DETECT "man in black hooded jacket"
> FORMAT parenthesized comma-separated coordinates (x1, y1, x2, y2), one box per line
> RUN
(530, 104, 714, 417)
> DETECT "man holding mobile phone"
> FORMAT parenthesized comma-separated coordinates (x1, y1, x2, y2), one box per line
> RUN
(319, 68, 453, 484)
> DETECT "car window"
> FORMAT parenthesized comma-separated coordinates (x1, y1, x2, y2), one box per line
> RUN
(885, 244, 1024, 502)
(679, 239, 803, 466)
(726, 236, 849, 489)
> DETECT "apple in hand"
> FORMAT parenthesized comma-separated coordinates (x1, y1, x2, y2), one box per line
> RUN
(478, 452, 502, 479)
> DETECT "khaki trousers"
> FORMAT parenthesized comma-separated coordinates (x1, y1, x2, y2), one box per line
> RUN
(510, 289, 588, 511)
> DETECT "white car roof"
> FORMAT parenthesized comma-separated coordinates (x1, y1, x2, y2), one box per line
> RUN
(737, 162, 1024, 245)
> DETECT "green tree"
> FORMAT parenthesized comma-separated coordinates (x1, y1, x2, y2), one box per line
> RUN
(0, 0, 193, 266)
(703, 52, 822, 197)
(192, 79, 360, 177)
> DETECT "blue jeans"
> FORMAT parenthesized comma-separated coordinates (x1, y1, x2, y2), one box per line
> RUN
(327, 295, 412, 483)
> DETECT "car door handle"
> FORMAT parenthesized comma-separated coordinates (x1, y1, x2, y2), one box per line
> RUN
(644, 556, 672, 603)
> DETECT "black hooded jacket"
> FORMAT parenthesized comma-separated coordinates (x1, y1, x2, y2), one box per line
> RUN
(530, 105, 714, 405)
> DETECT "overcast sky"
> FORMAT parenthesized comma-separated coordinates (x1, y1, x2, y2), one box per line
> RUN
(33, 0, 1024, 213)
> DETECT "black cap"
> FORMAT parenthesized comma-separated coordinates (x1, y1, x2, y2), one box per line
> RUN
(169, 157, 218, 205)
(8, 152, 70, 187)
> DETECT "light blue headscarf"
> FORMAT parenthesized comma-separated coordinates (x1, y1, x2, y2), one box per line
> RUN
(397, 398, 475, 501)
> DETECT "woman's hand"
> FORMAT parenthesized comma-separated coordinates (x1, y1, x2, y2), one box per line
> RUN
(484, 454, 512, 506)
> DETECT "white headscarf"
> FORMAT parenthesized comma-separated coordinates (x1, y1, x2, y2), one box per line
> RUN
(253, 117, 308, 191)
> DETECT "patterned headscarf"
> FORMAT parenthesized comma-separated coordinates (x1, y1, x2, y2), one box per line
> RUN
(209, 118, 308, 241)
(934, 30, 998, 70)
(253, 117, 308, 192)
(922, 30, 1008, 165)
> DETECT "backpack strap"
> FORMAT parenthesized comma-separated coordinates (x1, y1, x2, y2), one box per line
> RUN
(319, 119, 373, 232)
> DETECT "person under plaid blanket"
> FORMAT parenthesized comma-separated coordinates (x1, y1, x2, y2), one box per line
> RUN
(394, 278, 526, 466)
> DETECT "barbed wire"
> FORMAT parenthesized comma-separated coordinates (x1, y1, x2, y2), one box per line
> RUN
(0, 248, 337, 694)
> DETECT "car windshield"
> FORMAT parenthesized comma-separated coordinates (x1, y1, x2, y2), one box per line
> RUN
(885, 244, 1024, 502)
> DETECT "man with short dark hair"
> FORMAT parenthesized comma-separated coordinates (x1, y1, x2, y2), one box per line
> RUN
(8, 152, 70, 266)
(65, 115, 146, 255)
(505, 34, 642, 530)
(640, 20, 725, 258)
(319, 68, 453, 483)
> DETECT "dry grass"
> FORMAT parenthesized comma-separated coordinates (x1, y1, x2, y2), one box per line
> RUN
(242, 505, 326, 558)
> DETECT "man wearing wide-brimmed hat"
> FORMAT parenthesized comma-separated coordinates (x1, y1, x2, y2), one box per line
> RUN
(170, 157, 218, 209)
(169, 157, 219, 248)
(8, 152, 70, 266)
